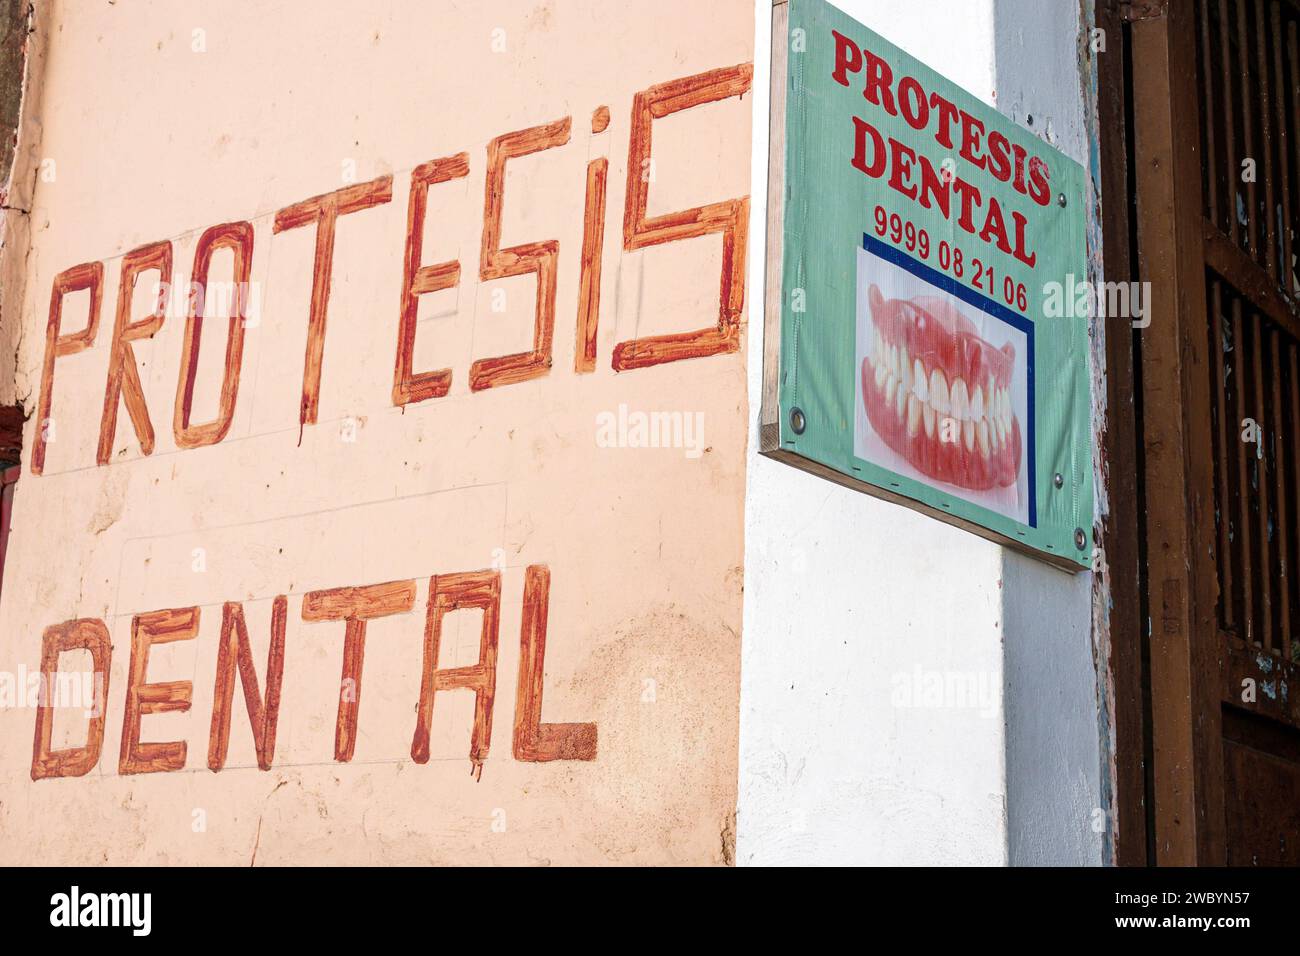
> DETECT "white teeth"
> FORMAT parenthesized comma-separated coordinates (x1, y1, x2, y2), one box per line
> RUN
(930, 369, 950, 415)
(874, 348, 1012, 459)
(950, 377, 969, 422)
(906, 394, 921, 437)
(912, 359, 928, 403)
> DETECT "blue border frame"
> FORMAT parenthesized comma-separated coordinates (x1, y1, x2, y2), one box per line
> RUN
(860, 232, 1038, 527)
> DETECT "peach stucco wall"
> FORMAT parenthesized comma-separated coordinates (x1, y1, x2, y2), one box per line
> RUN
(0, 0, 752, 864)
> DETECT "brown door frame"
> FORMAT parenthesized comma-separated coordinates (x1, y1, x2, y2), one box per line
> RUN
(1123, 0, 1230, 865)
(1095, 0, 1150, 867)
(1100, 0, 1229, 865)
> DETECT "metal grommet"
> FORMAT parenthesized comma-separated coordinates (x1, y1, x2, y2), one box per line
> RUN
(789, 407, 806, 435)
(1057, 193, 1068, 208)
(1074, 528, 1088, 550)
(1053, 472, 1064, 489)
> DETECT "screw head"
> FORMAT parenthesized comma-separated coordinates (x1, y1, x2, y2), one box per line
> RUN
(1074, 528, 1088, 550)
(1053, 472, 1064, 489)
(1058, 193, 1068, 208)
(789, 407, 806, 435)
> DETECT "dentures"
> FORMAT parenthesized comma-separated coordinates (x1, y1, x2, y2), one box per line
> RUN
(861, 285, 1022, 491)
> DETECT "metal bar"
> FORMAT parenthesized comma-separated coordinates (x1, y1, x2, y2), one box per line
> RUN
(1239, 0, 1260, 257)
(1210, 278, 1237, 631)
(1252, 311, 1275, 652)
(1201, 0, 1220, 229)
(1289, 21, 1300, 297)
(1220, 0, 1240, 247)
(1271, 3, 1295, 298)
(1271, 328, 1291, 652)
(1257, 0, 1278, 281)
(1290, 344, 1300, 661)
(1234, 297, 1257, 644)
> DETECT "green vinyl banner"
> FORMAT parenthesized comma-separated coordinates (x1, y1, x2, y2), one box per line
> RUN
(768, 0, 1093, 569)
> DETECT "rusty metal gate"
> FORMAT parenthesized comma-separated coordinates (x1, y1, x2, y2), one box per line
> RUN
(1109, 0, 1300, 865)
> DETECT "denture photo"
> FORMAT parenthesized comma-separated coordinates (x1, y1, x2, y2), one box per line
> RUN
(857, 275, 1026, 515)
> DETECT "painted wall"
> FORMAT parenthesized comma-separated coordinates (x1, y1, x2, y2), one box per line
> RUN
(993, 0, 1107, 868)
(0, 0, 1107, 867)
(0, 0, 754, 865)
(737, 0, 1106, 866)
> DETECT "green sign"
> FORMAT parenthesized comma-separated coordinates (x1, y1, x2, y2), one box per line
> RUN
(762, 0, 1093, 570)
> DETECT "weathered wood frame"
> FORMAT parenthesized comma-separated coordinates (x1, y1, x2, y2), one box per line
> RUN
(1124, 0, 1283, 866)
(1095, 0, 1149, 867)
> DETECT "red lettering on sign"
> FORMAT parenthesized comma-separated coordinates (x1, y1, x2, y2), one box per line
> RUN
(274, 177, 394, 427)
(207, 598, 287, 772)
(173, 222, 253, 449)
(98, 241, 171, 464)
(30, 618, 112, 780)
(472, 120, 571, 391)
(411, 570, 501, 778)
(393, 154, 469, 406)
(514, 565, 596, 762)
(301, 579, 416, 763)
(32, 262, 103, 475)
(120, 606, 199, 775)
(615, 64, 752, 370)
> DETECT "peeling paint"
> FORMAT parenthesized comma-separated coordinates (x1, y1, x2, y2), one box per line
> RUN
(1070, 0, 1117, 868)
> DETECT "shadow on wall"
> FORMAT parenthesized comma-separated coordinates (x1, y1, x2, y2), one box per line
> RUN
(992, 0, 1107, 867)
